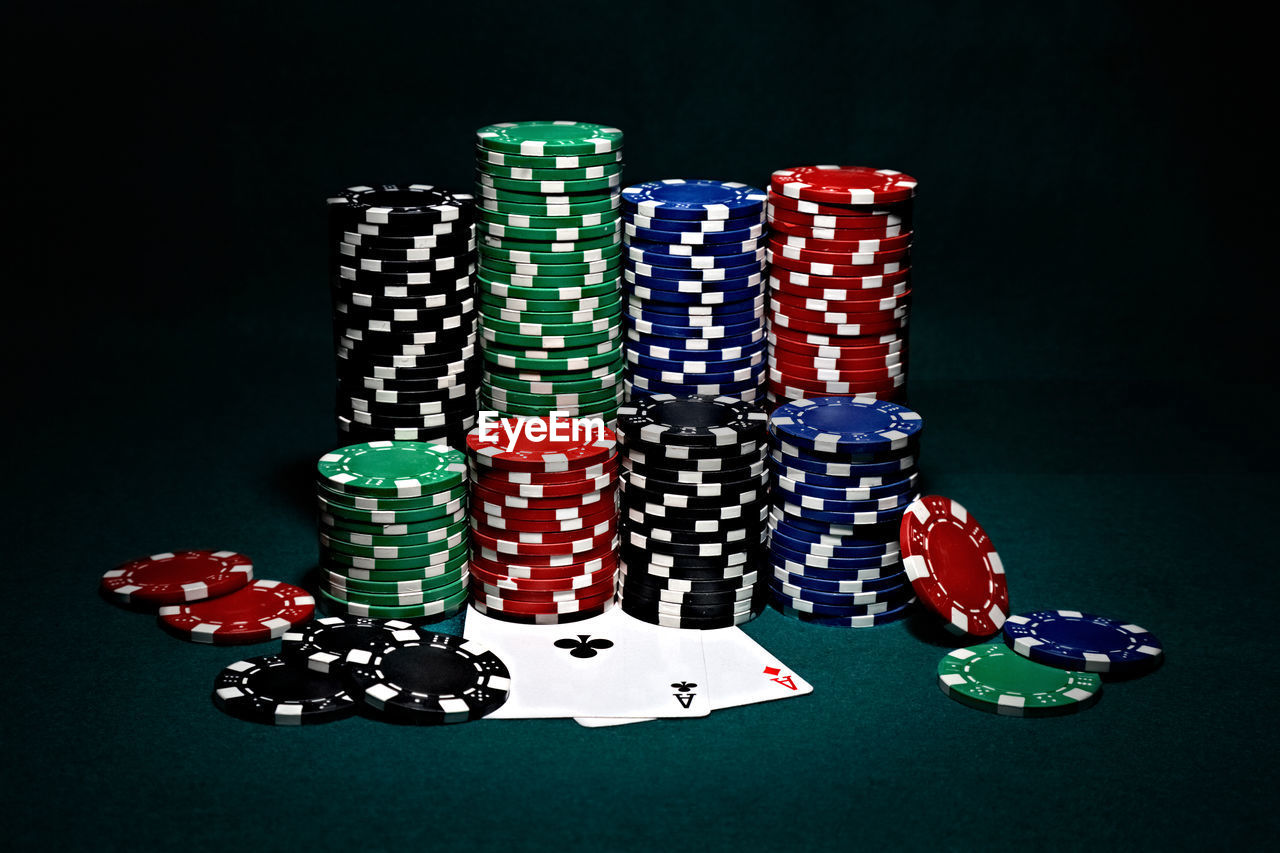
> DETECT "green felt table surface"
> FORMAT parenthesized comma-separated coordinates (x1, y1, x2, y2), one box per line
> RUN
(5, 1, 1276, 851)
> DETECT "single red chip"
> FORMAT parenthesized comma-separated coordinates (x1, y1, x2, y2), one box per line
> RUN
(770, 267, 911, 291)
(100, 550, 254, 606)
(467, 457, 618, 486)
(469, 553, 618, 582)
(473, 541, 619, 568)
(470, 526, 617, 557)
(770, 289, 912, 315)
(770, 232, 913, 254)
(158, 580, 315, 644)
(472, 499, 616, 533)
(767, 369, 907, 396)
(471, 469, 618, 499)
(767, 203, 910, 229)
(769, 347, 905, 371)
(770, 280, 909, 305)
(769, 357, 905, 384)
(768, 251, 908, 278)
(771, 166, 918, 205)
(471, 573, 616, 602)
(767, 239, 911, 266)
(473, 587, 615, 616)
(900, 495, 1009, 637)
(471, 481, 618, 510)
(469, 516, 616, 546)
(767, 190, 910, 219)
(472, 492, 617, 521)
(769, 332, 906, 361)
(769, 309, 908, 338)
(469, 560, 617, 591)
(467, 415, 618, 472)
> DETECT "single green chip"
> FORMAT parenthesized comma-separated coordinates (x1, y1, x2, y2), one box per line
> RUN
(936, 642, 1103, 717)
(482, 346, 623, 373)
(317, 484, 467, 513)
(480, 244, 621, 267)
(477, 161, 623, 182)
(319, 529, 468, 560)
(483, 397, 622, 419)
(481, 322, 621, 350)
(316, 441, 466, 498)
(478, 194, 621, 217)
(478, 219, 620, 243)
(317, 585, 469, 619)
(475, 121, 624, 156)
(318, 496, 467, 526)
(477, 207, 621, 229)
(480, 301, 621, 327)
(480, 295, 621, 319)
(478, 185, 618, 207)
(322, 565, 467, 594)
(321, 541, 470, 571)
(478, 172, 622, 195)
(483, 366, 624, 395)
(317, 518, 469, 548)
(480, 255, 620, 277)
(321, 573, 469, 606)
(480, 232, 620, 256)
(324, 551, 469, 582)
(474, 145, 623, 169)
(478, 265, 620, 287)
(319, 507, 468, 537)
(483, 383, 623, 408)
(481, 310, 621, 335)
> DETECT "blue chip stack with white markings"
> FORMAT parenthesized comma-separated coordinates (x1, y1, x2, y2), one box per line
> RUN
(621, 180, 769, 403)
(766, 395, 924, 627)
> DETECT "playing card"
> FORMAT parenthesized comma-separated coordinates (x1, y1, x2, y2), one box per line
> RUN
(574, 624, 812, 726)
(463, 605, 711, 719)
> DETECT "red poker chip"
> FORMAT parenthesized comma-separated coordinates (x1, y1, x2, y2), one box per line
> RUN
(100, 549, 254, 606)
(471, 526, 617, 557)
(771, 166, 917, 205)
(472, 492, 616, 521)
(767, 204, 910, 229)
(467, 415, 618, 472)
(471, 573, 616, 603)
(474, 541, 618, 568)
(473, 587, 615, 616)
(471, 481, 617, 510)
(469, 598, 614, 625)
(767, 190, 910, 219)
(769, 328, 906, 354)
(472, 469, 617, 499)
(768, 251, 907, 277)
(770, 232, 913, 254)
(467, 456, 618, 486)
(768, 369, 907, 395)
(769, 357, 905, 383)
(769, 348, 905, 371)
(470, 553, 618, 581)
(472, 499, 616, 533)
(157, 579, 315, 645)
(769, 382, 907, 404)
(770, 289, 912, 315)
(770, 267, 911, 291)
(900, 495, 1009, 637)
(768, 303, 909, 329)
(770, 278, 909, 303)
(469, 560, 617, 591)
(767, 239, 911, 266)
(769, 310, 908, 338)
(769, 217, 908, 241)
(469, 516, 616, 546)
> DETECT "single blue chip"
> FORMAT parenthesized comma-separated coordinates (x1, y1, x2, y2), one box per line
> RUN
(771, 565, 908, 595)
(626, 313, 762, 339)
(626, 328, 766, 353)
(629, 374, 764, 398)
(629, 359, 765, 388)
(622, 179, 768, 221)
(766, 586, 905, 617)
(766, 458, 911, 492)
(626, 293, 764, 317)
(626, 304, 762, 331)
(627, 337, 766, 363)
(769, 523, 900, 559)
(624, 210, 764, 233)
(769, 577, 915, 608)
(773, 496, 913, 526)
(775, 470, 918, 502)
(628, 235, 766, 257)
(770, 396, 923, 455)
(629, 283, 764, 307)
(628, 349, 764, 376)
(769, 553, 901, 583)
(773, 597, 916, 627)
(1002, 610, 1165, 674)
(626, 246, 767, 271)
(626, 220, 767, 246)
(770, 446, 919, 478)
(769, 507, 900, 540)
(771, 487, 920, 515)
(770, 539, 901, 571)
(626, 266, 765, 289)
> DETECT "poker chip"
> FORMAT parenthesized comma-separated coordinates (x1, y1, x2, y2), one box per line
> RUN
(100, 550, 253, 606)
(770, 166, 918, 205)
(775, 597, 916, 628)
(936, 642, 1103, 717)
(899, 496, 1009, 637)
(212, 654, 358, 726)
(159, 580, 315, 645)
(1002, 610, 1164, 675)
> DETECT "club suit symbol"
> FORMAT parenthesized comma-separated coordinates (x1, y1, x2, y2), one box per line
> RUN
(671, 681, 698, 708)
(554, 635, 614, 659)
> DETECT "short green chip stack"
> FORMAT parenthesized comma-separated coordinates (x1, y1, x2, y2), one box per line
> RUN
(474, 121, 626, 426)
(314, 441, 471, 620)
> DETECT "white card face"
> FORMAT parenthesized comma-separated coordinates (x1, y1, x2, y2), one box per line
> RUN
(575, 623, 812, 727)
(464, 605, 710, 719)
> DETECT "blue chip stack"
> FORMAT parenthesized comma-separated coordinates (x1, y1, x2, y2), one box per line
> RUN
(766, 396, 924, 627)
(620, 180, 770, 403)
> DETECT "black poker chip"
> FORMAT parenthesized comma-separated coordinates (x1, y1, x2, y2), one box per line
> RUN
(212, 654, 358, 726)
(280, 616, 422, 673)
(616, 393, 767, 447)
(327, 184, 475, 227)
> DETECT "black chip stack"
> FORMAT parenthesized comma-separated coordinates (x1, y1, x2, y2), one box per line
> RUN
(615, 394, 771, 628)
(326, 183, 479, 449)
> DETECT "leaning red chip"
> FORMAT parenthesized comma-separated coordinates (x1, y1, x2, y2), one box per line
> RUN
(100, 549, 254, 606)
(771, 166, 918, 205)
(467, 415, 617, 472)
(157, 579, 315, 644)
(900, 495, 1009, 637)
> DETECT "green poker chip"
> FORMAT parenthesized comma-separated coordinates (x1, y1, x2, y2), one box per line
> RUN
(478, 266, 620, 287)
(317, 483, 467, 512)
(480, 301, 621, 327)
(481, 322, 621, 349)
(319, 529, 468, 560)
(320, 507, 468, 537)
(317, 585, 469, 619)
(484, 366, 624, 395)
(322, 564, 467, 594)
(480, 295, 621, 319)
(483, 383, 623, 408)
(480, 232, 620, 255)
(477, 207, 621, 229)
(480, 244, 621, 266)
(480, 255, 620, 276)
(321, 573, 469, 607)
(483, 336, 622, 361)
(936, 642, 1103, 717)
(318, 497, 467, 526)
(316, 441, 466, 498)
(483, 397, 622, 419)
(482, 346, 623, 373)
(477, 162, 623, 182)
(481, 311, 622, 337)
(477, 195, 621, 217)
(477, 171, 622, 194)
(325, 551, 469, 582)
(475, 121, 624, 156)
(478, 219, 621, 243)
(479, 274, 620, 298)
(316, 518, 469, 549)
(474, 145, 622, 169)
(321, 541, 470, 571)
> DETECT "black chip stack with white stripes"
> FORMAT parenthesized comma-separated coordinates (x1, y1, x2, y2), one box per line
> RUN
(326, 184, 479, 449)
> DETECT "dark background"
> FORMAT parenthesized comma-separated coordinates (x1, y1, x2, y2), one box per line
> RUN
(6, 2, 1276, 851)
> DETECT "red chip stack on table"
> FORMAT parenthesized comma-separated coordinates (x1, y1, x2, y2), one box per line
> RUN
(765, 166, 917, 407)
(465, 416, 621, 624)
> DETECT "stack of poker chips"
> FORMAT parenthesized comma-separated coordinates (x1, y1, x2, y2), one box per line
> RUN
(766, 396, 923, 627)
(313, 441, 470, 621)
(465, 417, 620, 624)
(473, 121, 626, 425)
(621, 180, 769, 404)
(764, 166, 917, 407)
(616, 395, 771, 629)
(326, 184, 480, 447)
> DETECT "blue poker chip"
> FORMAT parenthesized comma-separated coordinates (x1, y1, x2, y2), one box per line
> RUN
(770, 397, 924, 455)
(770, 553, 901, 582)
(626, 303, 763, 330)
(627, 314, 762, 340)
(627, 338, 766, 363)
(773, 597, 916, 627)
(626, 267, 765, 289)
(772, 566, 909, 595)
(628, 350, 765, 376)
(1002, 610, 1165, 675)
(626, 293, 764, 317)
(776, 471, 919, 503)
(627, 382, 766, 405)
(626, 221, 767, 246)
(767, 585, 907, 617)
(624, 211, 764, 233)
(629, 362, 764, 389)
(626, 328, 766, 353)
(629, 373, 764, 398)
(626, 246, 768, 271)
(621, 179, 768, 221)
(769, 524, 899, 559)
(769, 507, 900, 542)
(628, 235, 766, 257)
(773, 497, 913, 526)
(630, 283, 764, 306)
(770, 540, 901, 571)
(770, 446, 919, 478)
(768, 460, 914, 492)
(769, 577, 915, 609)
(773, 488, 920, 515)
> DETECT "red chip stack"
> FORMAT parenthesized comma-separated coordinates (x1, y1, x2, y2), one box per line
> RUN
(465, 416, 621, 624)
(764, 166, 917, 407)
